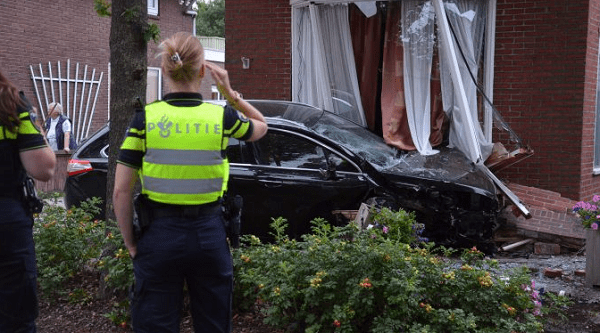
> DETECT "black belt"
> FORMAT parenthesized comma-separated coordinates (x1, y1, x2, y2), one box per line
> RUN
(149, 201, 221, 220)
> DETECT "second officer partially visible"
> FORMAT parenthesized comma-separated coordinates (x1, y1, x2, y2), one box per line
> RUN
(113, 32, 267, 333)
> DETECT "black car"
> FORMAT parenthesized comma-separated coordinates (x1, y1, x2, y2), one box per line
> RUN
(65, 100, 501, 248)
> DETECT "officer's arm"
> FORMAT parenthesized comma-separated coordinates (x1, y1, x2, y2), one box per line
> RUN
(206, 61, 267, 141)
(20, 146, 56, 181)
(113, 163, 138, 258)
(236, 99, 267, 142)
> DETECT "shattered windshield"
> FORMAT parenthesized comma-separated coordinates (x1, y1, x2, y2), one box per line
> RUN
(310, 114, 400, 169)
(267, 101, 401, 169)
(249, 100, 489, 185)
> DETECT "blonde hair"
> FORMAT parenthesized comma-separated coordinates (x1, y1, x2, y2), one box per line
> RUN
(159, 32, 205, 83)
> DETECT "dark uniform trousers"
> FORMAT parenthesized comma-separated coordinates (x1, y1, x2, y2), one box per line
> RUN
(0, 198, 38, 333)
(131, 204, 233, 333)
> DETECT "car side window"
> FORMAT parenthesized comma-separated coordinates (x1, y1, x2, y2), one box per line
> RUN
(77, 129, 109, 158)
(326, 153, 360, 173)
(256, 132, 327, 169)
(226, 138, 254, 164)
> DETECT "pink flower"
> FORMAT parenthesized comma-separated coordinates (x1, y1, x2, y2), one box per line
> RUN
(593, 223, 598, 230)
(382, 226, 389, 234)
(593, 195, 600, 202)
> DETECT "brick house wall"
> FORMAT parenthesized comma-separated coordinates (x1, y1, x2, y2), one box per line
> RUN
(0, 0, 200, 193)
(225, 0, 600, 203)
(494, 0, 600, 202)
(225, 0, 291, 100)
(0, 0, 203, 138)
(0, 0, 111, 135)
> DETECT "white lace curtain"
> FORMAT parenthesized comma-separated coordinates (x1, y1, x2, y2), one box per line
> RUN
(438, 0, 494, 163)
(401, 0, 438, 155)
(292, 0, 493, 163)
(292, 4, 367, 126)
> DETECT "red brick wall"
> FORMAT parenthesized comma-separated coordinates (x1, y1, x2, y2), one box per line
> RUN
(507, 183, 585, 240)
(494, 0, 600, 201)
(225, 0, 291, 100)
(0, 0, 197, 139)
(581, 0, 600, 201)
(0, 0, 110, 135)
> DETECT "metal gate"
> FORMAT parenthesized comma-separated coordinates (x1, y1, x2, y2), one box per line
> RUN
(30, 59, 104, 144)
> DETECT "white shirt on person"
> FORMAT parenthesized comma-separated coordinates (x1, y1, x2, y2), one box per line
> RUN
(46, 117, 71, 151)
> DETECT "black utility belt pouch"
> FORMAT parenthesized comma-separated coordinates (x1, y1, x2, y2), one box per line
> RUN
(133, 194, 152, 239)
(23, 177, 44, 214)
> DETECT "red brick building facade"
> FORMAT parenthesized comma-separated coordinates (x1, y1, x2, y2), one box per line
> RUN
(0, 0, 205, 136)
(224, 0, 600, 205)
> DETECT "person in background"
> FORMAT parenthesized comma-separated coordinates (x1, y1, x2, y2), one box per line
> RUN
(113, 32, 268, 332)
(0, 69, 56, 332)
(44, 102, 76, 153)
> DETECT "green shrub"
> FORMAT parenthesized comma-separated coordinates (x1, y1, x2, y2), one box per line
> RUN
(34, 193, 133, 326)
(232, 209, 568, 333)
(34, 194, 105, 297)
(96, 222, 134, 292)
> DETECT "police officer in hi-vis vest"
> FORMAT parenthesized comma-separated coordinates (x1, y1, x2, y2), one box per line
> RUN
(113, 32, 267, 333)
(0, 70, 56, 333)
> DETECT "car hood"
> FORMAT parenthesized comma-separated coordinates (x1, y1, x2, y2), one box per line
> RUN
(380, 146, 497, 197)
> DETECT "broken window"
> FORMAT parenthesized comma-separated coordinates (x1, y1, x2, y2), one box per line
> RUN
(291, 0, 528, 167)
(292, 4, 367, 127)
(291, 0, 533, 216)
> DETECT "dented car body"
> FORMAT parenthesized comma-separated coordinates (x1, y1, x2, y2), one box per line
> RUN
(228, 100, 501, 248)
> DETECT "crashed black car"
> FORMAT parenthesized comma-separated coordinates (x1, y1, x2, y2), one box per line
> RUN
(65, 100, 501, 248)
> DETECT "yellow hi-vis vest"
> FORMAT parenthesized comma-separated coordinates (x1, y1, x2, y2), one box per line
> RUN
(141, 101, 229, 205)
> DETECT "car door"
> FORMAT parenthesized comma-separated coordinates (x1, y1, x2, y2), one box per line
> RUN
(228, 128, 371, 239)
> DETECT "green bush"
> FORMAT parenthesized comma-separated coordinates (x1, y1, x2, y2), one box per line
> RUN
(34, 193, 133, 326)
(232, 208, 568, 333)
(34, 194, 105, 297)
(34, 196, 569, 332)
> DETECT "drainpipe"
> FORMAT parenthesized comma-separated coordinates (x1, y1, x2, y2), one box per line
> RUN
(187, 10, 197, 36)
(183, 0, 198, 36)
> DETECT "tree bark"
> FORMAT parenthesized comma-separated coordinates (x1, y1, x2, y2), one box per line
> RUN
(106, 0, 148, 223)
(101, 0, 147, 299)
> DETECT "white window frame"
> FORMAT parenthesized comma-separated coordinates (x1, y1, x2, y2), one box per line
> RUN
(147, 67, 162, 103)
(211, 84, 223, 100)
(594, 40, 600, 174)
(148, 0, 159, 16)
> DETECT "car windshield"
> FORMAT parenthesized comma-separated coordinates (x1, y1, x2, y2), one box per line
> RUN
(248, 100, 489, 184)
(310, 114, 400, 169)
(249, 100, 400, 169)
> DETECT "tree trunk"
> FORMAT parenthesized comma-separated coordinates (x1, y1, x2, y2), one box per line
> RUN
(102, 0, 148, 299)
(106, 0, 147, 222)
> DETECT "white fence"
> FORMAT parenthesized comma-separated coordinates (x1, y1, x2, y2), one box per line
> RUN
(30, 60, 104, 144)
